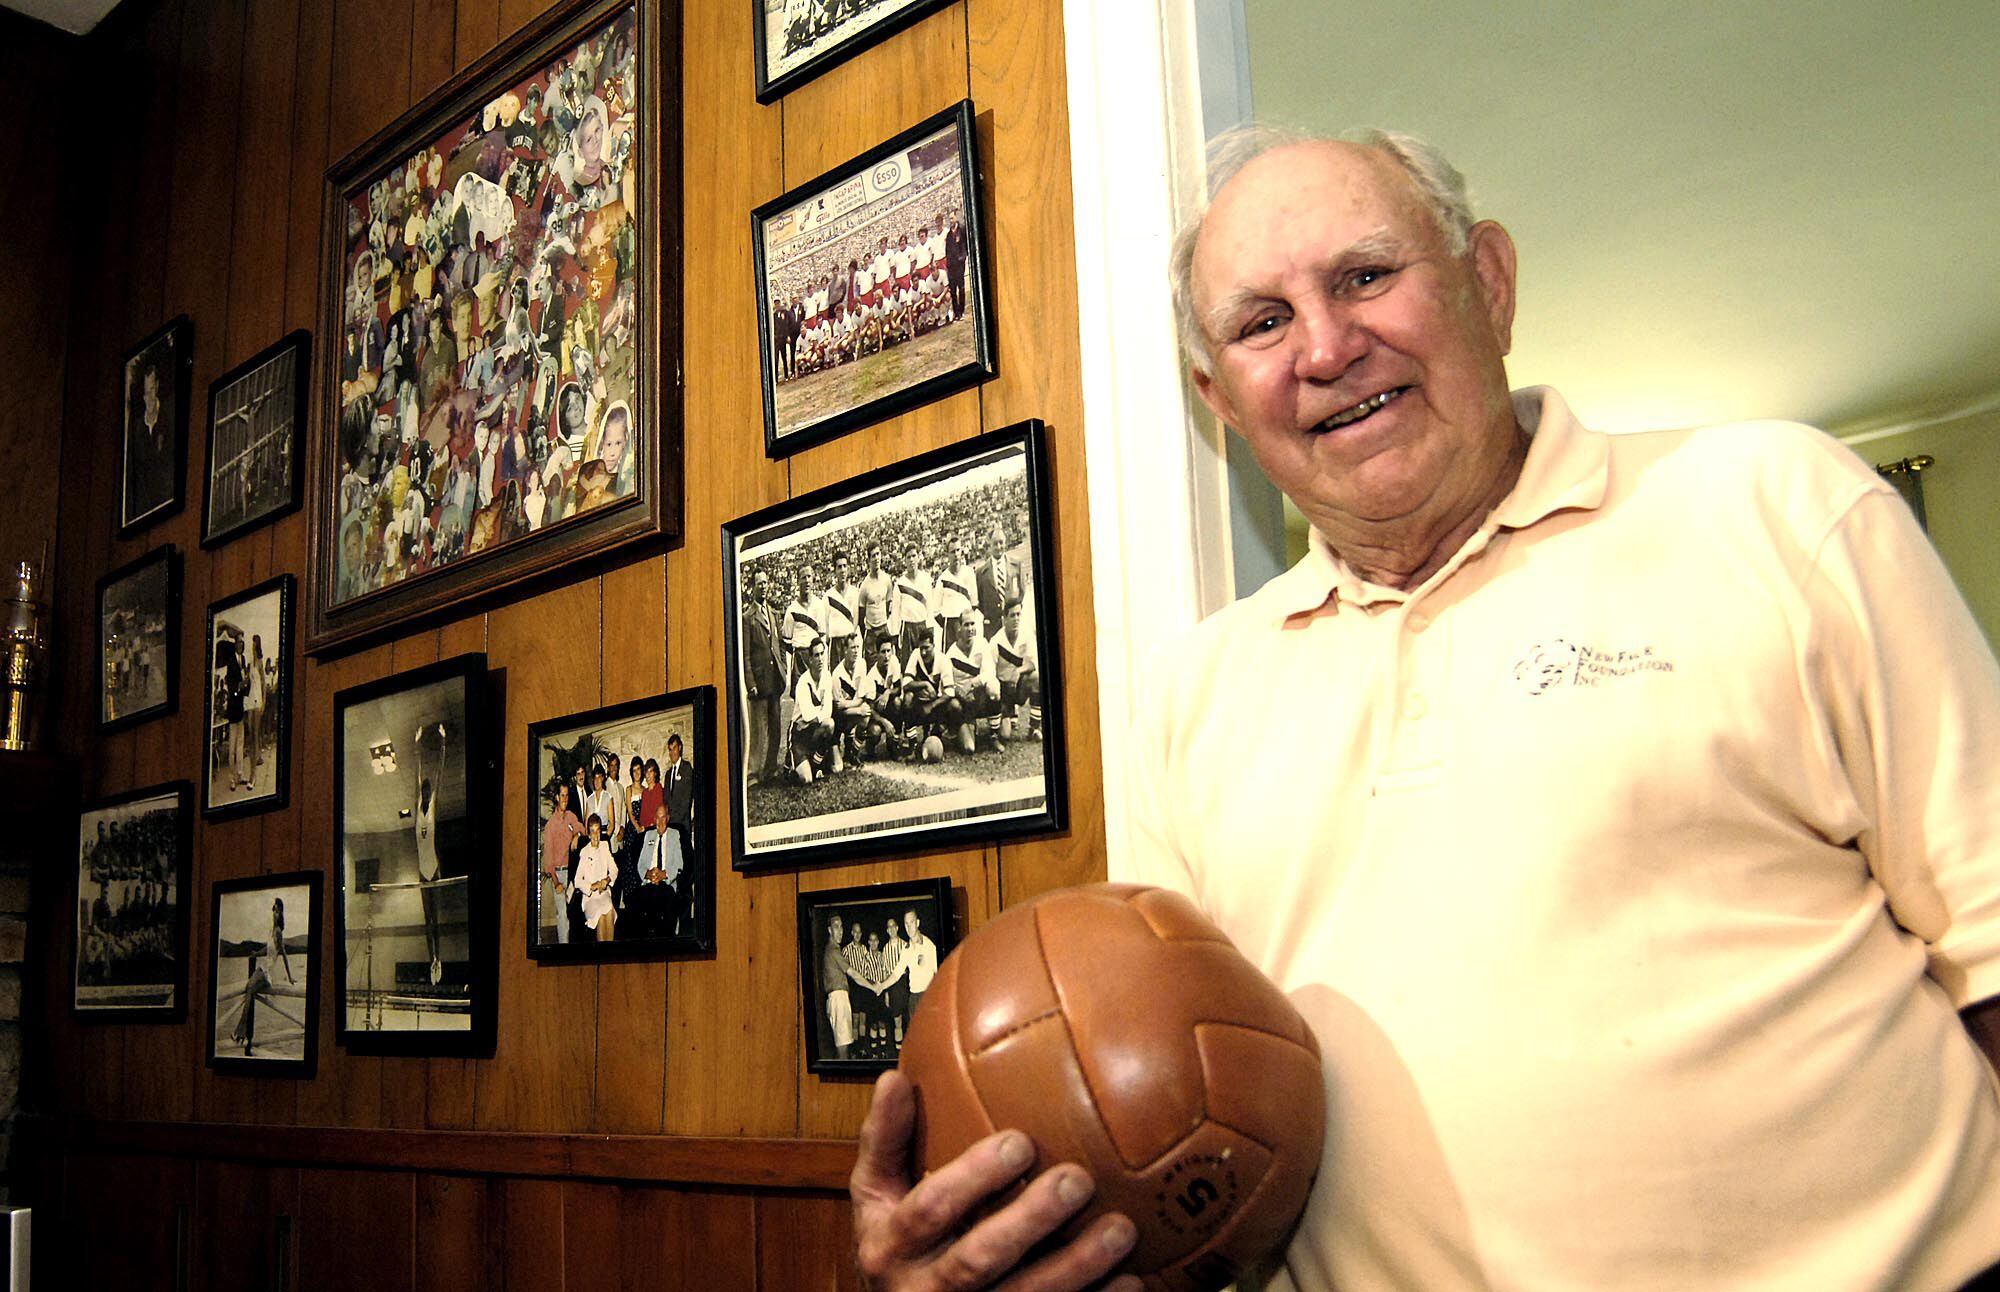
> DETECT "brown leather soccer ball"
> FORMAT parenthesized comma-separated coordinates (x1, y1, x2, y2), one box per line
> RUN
(898, 883, 1325, 1292)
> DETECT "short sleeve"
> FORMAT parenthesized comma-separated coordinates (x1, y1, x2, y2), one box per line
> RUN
(1112, 639, 1204, 908)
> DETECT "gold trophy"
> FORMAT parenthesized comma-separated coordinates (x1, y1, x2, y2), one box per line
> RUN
(0, 557, 49, 751)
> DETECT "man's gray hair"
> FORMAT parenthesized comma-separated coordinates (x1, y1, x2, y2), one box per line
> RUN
(1168, 125, 1475, 374)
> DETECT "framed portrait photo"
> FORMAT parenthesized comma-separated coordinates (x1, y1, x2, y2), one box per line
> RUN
(752, 0, 954, 103)
(202, 330, 310, 549)
(96, 545, 181, 732)
(798, 876, 953, 1075)
(74, 782, 192, 1020)
(309, 0, 681, 655)
(722, 419, 1066, 870)
(207, 870, 322, 1077)
(752, 98, 994, 457)
(526, 685, 715, 961)
(202, 574, 295, 820)
(119, 315, 193, 537)
(332, 653, 498, 1055)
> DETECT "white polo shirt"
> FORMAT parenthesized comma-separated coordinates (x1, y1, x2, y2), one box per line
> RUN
(1123, 388, 2000, 1292)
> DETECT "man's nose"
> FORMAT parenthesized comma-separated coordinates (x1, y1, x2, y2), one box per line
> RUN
(1293, 299, 1366, 381)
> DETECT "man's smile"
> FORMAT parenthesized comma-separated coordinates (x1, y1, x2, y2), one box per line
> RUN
(1311, 385, 1409, 433)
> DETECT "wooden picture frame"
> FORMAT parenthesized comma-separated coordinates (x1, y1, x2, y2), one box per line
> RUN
(74, 781, 192, 1021)
(96, 544, 181, 733)
(202, 330, 310, 549)
(119, 315, 193, 537)
(722, 420, 1066, 869)
(752, 0, 955, 104)
(332, 653, 499, 1055)
(207, 870, 323, 1077)
(202, 574, 295, 821)
(798, 876, 954, 1075)
(752, 99, 994, 457)
(525, 685, 717, 961)
(308, 0, 682, 655)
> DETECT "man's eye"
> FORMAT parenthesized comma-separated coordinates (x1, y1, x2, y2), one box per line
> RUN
(1345, 266, 1394, 292)
(1238, 313, 1287, 342)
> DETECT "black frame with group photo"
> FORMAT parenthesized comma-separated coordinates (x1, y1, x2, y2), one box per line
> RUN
(331, 653, 499, 1056)
(202, 574, 295, 822)
(525, 685, 717, 962)
(73, 781, 192, 1021)
(96, 544, 182, 734)
(119, 314, 193, 538)
(751, 0, 955, 104)
(206, 869, 323, 1078)
(797, 876, 954, 1075)
(751, 98, 994, 457)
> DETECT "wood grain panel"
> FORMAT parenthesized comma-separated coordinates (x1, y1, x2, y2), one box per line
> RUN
(499, 0, 559, 44)
(561, 1180, 620, 1287)
(757, 1192, 864, 1292)
(227, 0, 304, 361)
(296, 1166, 417, 1291)
(59, 1151, 194, 1292)
(497, 1177, 565, 1291)
(454, 0, 499, 72)
(476, 577, 601, 1131)
(191, 1159, 300, 1292)
(416, 1172, 501, 1292)
(329, 0, 415, 161)
(621, 1185, 759, 1292)
(411, 0, 460, 98)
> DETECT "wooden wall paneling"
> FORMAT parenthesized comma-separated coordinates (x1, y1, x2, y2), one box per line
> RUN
(663, 0, 795, 1139)
(498, 0, 558, 45)
(756, 1192, 862, 1292)
(296, 1165, 418, 1292)
(329, 0, 416, 162)
(965, 0, 1102, 908)
(561, 1180, 619, 1288)
(475, 578, 601, 1131)
(416, 1172, 502, 1291)
(411, 0, 460, 98)
(454, 0, 499, 73)
(190, 1159, 301, 1292)
(621, 1184, 759, 1292)
(59, 1150, 195, 1291)
(594, 559, 668, 1133)
(495, 1176, 564, 1290)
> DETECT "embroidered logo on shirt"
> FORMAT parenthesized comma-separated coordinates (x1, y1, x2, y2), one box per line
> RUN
(1514, 639, 1674, 695)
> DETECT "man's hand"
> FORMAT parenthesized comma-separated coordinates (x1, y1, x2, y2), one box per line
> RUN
(851, 1070, 1139, 1292)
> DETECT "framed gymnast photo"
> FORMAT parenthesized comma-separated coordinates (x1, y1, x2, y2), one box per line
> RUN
(721, 419, 1066, 870)
(207, 870, 322, 1077)
(752, 0, 954, 104)
(331, 653, 499, 1055)
(307, 0, 682, 655)
(73, 781, 192, 1021)
(751, 98, 994, 458)
(798, 876, 953, 1075)
(202, 574, 295, 822)
(96, 544, 181, 734)
(525, 684, 716, 962)
(119, 315, 193, 537)
(202, 330, 309, 549)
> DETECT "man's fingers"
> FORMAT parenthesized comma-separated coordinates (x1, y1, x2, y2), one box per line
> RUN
(920, 1164, 1125, 1292)
(876, 1127, 1039, 1261)
(995, 1212, 1140, 1292)
(852, 1070, 919, 1204)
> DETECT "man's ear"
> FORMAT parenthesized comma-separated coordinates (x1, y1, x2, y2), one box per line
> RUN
(1467, 220, 1518, 356)
(1191, 364, 1238, 429)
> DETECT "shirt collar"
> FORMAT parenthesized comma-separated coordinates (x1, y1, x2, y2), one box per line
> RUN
(1257, 386, 1610, 622)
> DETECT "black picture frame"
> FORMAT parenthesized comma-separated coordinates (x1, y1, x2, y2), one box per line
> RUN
(331, 653, 499, 1056)
(73, 781, 192, 1021)
(201, 329, 311, 549)
(798, 876, 954, 1075)
(752, 0, 955, 104)
(207, 869, 323, 1078)
(119, 314, 194, 537)
(525, 685, 716, 961)
(309, 0, 682, 656)
(722, 419, 1066, 869)
(751, 99, 995, 458)
(202, 574, 296, 821)
(96, 544, 182, 733)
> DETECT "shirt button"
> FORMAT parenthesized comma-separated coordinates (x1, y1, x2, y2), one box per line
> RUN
(1403, 692, 1428, 720)
(1406, 612, 1431, 633)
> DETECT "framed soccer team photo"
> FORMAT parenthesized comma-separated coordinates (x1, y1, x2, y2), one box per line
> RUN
(722, 420, 1066, 870)
(332, 653, 498, 1055)
(752, 98, 994, 457)
(96, 544, 181, 733)
(752, 0, 955, 103)
(207, 870, 322, 1077)
(73, 781, 191, 1020)
(308, 0, 681, 654)
(119, 315, 193, 537)
(798, 876, 953, 1075)
(525, 685, 716, 961)
(202, 330, 310, 549)
(202, 574, 295, 821)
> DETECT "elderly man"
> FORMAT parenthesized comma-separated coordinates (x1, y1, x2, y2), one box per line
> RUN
(850, 127, 2000, 1291)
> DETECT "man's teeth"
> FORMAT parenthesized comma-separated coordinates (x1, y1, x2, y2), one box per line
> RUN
(1319, 388, 1399, 431)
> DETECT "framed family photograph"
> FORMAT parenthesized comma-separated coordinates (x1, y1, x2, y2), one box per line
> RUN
(203, 574, 294, 820)
(722, 419, 1065, 869)
(526, 685, 715, 961)
(207, 870, 322, 1077)
(97, 545, 181, 733)
(74, 782, 191, 1020)
(798, 876, 953, 1074)
(203, 330, 310, 549)
(752, 0, 955, 103)
(332, 653, 498, 1054)
(752, 98, 993, 457)
(120, 315, 193, 537)
(309, 0, 681, 654)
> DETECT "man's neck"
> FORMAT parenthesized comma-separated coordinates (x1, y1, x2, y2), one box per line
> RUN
(1317, 423, 1530, 592)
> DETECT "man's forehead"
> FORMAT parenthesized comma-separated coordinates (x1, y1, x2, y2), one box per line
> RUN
(1194, 141, 1431, 289)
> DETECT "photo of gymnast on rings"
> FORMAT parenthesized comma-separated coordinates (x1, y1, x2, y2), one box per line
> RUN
(332, 654, 498, 1055)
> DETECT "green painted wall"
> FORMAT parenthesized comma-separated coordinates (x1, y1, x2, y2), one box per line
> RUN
(1847, 410, 2000, 650)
